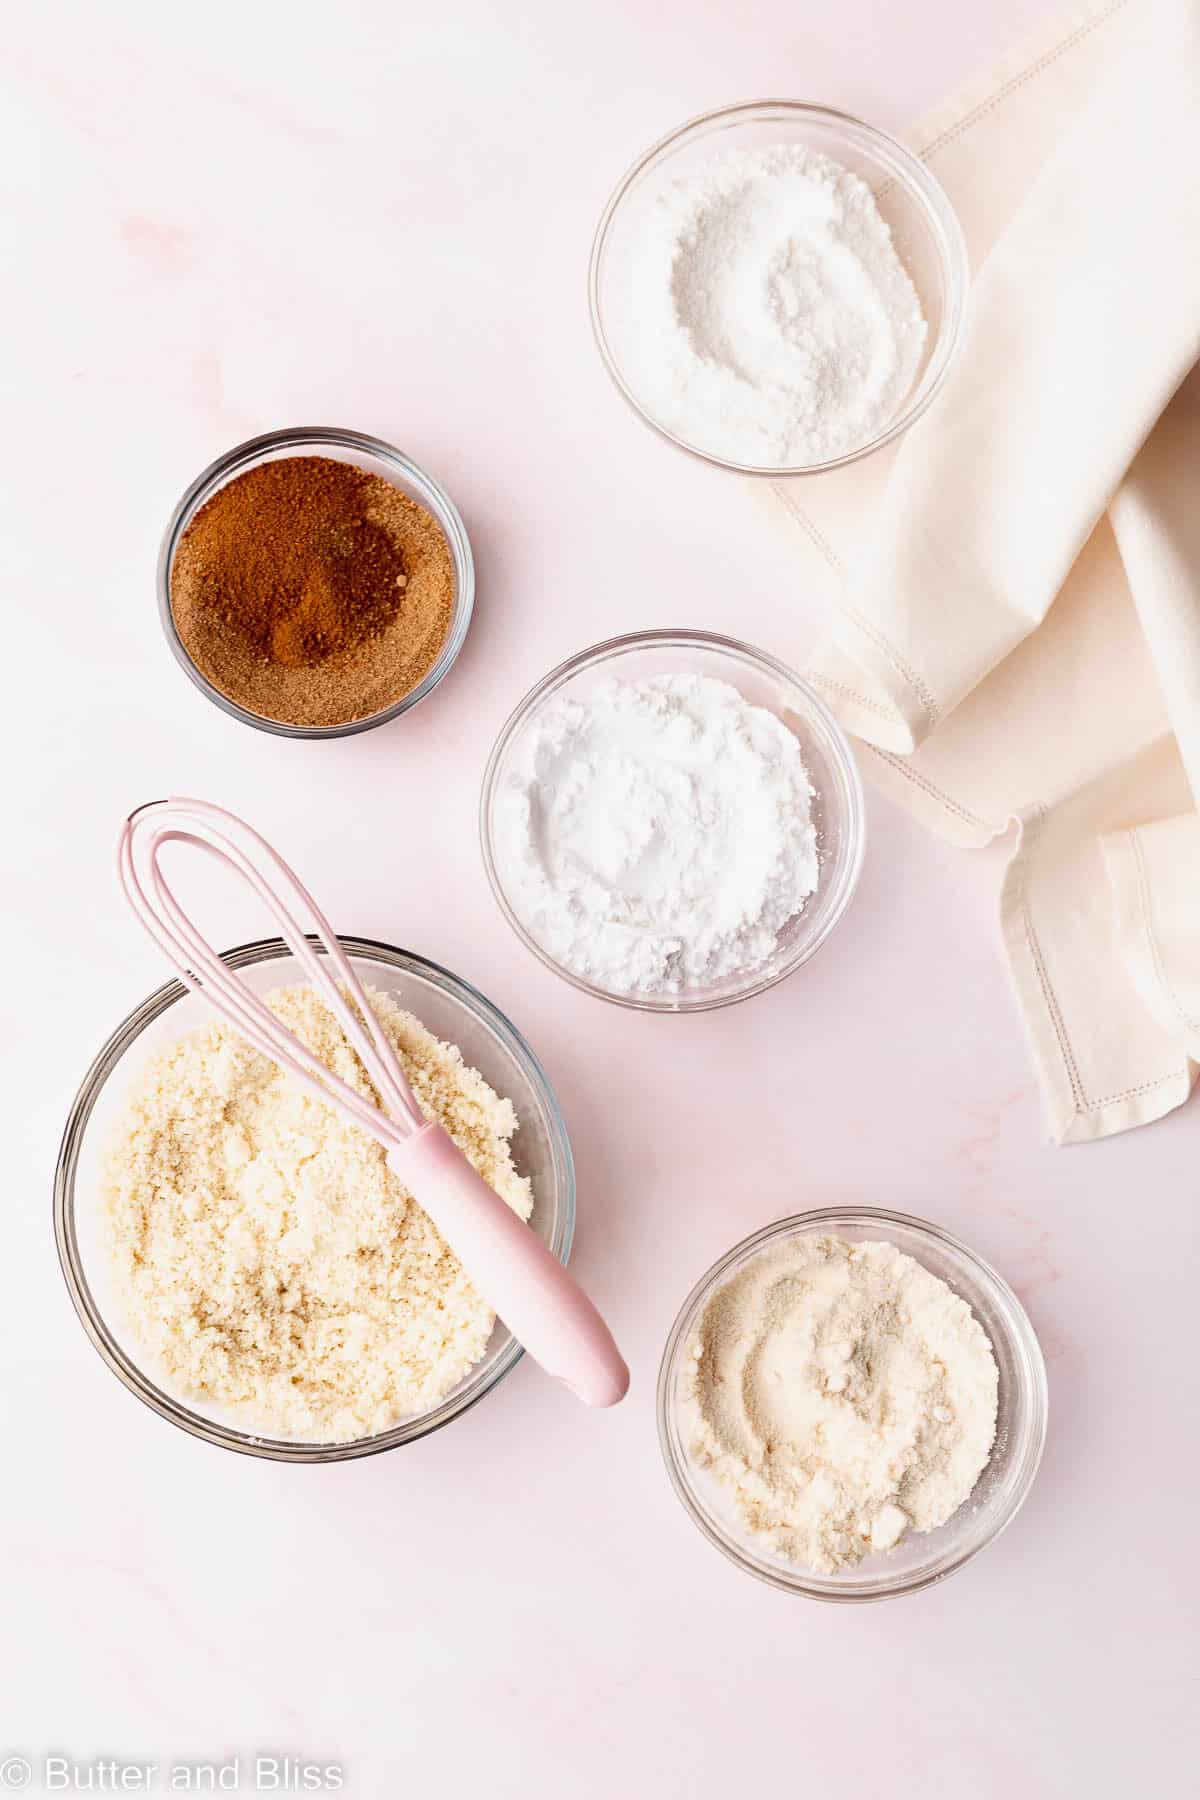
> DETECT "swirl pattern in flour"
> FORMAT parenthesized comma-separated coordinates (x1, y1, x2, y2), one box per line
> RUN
(683, 1235, 999, 1572)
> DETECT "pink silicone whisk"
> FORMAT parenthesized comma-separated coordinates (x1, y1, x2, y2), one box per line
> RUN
(117, 798, 629, 1410)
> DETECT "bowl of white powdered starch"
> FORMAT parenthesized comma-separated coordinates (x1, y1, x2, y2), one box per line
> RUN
(658, 1209, 1047, 1602)
(480, 630, 865, 1011)
(589, 100, 967, 476)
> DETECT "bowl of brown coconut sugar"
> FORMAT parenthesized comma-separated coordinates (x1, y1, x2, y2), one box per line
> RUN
(159, 428, 473, 736)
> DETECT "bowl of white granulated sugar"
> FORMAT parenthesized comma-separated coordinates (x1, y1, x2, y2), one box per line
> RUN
(54, 938, 574, 1461)
(589, 101, 967, 475)
(480, 630, 865, 1011)
(658, 1209, 1048, 1602)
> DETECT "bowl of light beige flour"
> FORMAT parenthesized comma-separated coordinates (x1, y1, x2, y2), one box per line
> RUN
(658, 1209, 1046, 1601)
(54, 938, 575, 1460)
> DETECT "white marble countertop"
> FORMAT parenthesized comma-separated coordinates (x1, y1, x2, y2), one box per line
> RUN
(5, 1, 1195, 1793)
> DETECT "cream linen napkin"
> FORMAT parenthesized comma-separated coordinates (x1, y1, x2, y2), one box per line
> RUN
(768, 0, 1200, 1142)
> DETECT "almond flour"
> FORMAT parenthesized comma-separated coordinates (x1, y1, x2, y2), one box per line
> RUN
(102, 983, 532, 1443)
(683, 1235, 998, 1571)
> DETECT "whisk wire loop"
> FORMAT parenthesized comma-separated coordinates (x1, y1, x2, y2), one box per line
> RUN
(118, 798, 425, 1143)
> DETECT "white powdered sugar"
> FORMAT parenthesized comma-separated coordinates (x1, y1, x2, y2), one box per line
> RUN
(494, 673, 819, 995)
(615, 143, 927, 466)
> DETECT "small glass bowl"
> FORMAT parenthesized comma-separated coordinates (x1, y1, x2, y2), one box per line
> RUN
(54, 937, 574, 1462)
(658, 1209, 1048, 1601)
(480, 630, 864, 1012)
(158, 427, 475, 738)
(589, 100, 968, 476)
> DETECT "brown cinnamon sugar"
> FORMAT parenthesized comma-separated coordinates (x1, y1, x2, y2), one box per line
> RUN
(169, 455, 456, 728)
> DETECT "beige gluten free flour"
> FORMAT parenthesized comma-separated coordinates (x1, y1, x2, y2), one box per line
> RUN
(102, 984, 532, 1442)
(683, 1235, 998, 1572)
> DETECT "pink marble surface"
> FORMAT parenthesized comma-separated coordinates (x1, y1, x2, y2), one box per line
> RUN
(5, 1, 1196, 1793)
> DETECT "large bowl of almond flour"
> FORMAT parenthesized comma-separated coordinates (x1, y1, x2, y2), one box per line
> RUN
(658, 1208, 1047, 1601)
(54, 938, 575, 1460)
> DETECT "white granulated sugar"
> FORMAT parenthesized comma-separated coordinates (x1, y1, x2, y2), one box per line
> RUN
(102, 983, 532, 1443)
(684, 1236, 999, 1573)
(617, 144, 927, 466)
(494, 673, 819, 995)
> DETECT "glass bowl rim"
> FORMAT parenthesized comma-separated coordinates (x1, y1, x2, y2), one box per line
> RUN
(656, 1205, 1049, 1601)
(479, 627, 866, 1012)
(53, 933, 576, 1463)
(157, 426, 476, 739)
(588, 98, 969, 478)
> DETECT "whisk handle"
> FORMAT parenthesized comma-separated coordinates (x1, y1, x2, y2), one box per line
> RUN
(388, 1124, 629, 1408)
